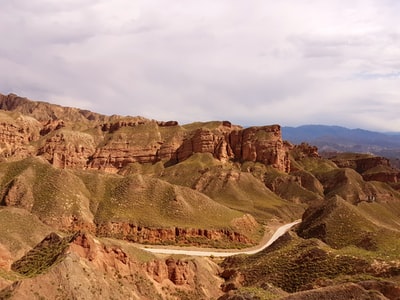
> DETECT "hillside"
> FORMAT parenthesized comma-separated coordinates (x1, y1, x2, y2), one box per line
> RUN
(1, 92, 400, 299)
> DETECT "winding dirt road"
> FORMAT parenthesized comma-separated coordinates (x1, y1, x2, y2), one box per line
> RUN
(139, 220, 301, 257)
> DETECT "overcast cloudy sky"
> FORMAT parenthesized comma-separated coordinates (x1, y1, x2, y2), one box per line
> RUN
(1, 0, 399, 131)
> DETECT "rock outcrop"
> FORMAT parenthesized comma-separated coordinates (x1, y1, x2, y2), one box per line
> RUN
(0, 113, 41, 159)
(3, 231, 224, 299)
(96, 222, 253, 246)
(146, 258, 196, 285)
(37, 131, 96, 169)
(0, 93, 292, 173)
(234, 125, 290, 172)
(89, 123, 291, 173)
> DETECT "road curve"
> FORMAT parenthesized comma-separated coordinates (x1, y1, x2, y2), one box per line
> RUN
(139, 219, 301, 257)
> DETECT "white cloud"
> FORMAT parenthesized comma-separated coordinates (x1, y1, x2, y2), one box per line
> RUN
(0, 0, 399, 131)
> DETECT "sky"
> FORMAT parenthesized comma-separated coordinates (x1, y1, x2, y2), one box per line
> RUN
(0, 0, 399, 131)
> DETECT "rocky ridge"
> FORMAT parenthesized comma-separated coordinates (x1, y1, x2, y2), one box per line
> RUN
(0, 93, 291, 173)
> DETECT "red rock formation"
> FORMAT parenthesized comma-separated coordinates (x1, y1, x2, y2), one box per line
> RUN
(100, 119, 147, 133)
(238, 125, 290, 172)
(177, 124, 290, 172)
(145, 259, 170, 283)
(37, 131, 96, 169)
(166, 258, 194, 285)
(0, 93, 292, 173)
(145, 258, 195, 285)
(39, 120, 65, 136)
(95, 222, 253, 245)
(0, 114, 41, 158)
(71, 232, 209, 288)
(176, 125, 235, 163)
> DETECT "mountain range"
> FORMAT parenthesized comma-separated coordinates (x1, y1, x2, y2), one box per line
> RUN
(283, 124, 400, 159)
(0, 92, 400, 299)
(283, 125, 400, 170)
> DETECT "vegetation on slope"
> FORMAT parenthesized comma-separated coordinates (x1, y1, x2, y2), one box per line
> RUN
(161, 154, 303, 223)
(11, 232, 77, 277)
(0, 208, 52, 257)
(222, 231, 400, 294)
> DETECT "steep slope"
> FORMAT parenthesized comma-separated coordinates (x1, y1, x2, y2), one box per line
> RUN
(0, 208, 53, 263)
(1, 232, 224, 300)
(0, 157, 262, 248)
(158, 154, 302, 222)
(220, 231, 400, 298)
(0, 157, 95, 231)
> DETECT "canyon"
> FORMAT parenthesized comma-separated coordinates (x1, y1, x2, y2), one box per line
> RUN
(1, 92, 400, 299)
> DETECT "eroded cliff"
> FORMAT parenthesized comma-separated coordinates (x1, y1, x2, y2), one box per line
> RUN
(0, 93, 292, 173)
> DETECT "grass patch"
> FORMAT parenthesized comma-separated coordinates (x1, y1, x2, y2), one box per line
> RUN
(163, 157, 303, 223)
(91, 172, 245, 231)
(222, 233, 397, 293)
(0, 207, 52, 255)
(11, 232, 77, 277)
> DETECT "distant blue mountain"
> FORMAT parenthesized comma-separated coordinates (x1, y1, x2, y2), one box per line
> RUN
(282, 125, 400, 157)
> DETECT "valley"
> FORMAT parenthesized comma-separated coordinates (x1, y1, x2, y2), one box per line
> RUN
(0, 92, 400, 299)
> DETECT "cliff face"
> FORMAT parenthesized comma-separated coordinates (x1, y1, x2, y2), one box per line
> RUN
(95, 222, 253, 246)
(0, 112, 42, 159)
(0, 93, 291, 173)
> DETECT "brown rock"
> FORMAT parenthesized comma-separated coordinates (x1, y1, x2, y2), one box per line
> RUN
(40, 119, 65, 136)
(145, 258, 196, 286)
(95, 222, 253, 246)
(220, 269, 244, 292)
(146, 260, 169, 283)
(176, 127, 234, 163)
(166, 258, 194, 285)
(0, 93, 292, 173)
(0, 113, 41, 159)
(235, 125, 290, 172)
(37, 131, 96, 169)
(157, 120, 179, 127)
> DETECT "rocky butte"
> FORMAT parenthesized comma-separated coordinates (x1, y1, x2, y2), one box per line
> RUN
(1, 92, 400, 299)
